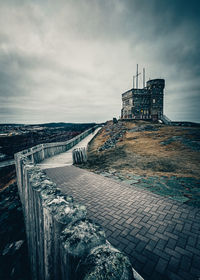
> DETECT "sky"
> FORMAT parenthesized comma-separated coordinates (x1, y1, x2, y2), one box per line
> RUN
(0, 0, 200, 124)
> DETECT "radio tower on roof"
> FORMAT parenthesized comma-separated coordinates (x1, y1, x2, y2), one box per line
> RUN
(133, 64, 141, 89)
(143, 67, 145, 88)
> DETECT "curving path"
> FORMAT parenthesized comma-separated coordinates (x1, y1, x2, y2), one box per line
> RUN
(38, 128, 101, 169)
(45, 165, 200, 280)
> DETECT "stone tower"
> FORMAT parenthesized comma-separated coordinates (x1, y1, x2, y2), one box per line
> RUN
(147, 79, 165, 121)
(121, 78, 165, 121)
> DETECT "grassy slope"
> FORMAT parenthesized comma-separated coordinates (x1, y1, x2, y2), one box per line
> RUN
(84, 120, 200, 179)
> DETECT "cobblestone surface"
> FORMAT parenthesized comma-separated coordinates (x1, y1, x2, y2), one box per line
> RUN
(45, 166, 200, 280)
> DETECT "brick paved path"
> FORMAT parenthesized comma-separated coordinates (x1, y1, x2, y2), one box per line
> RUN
(45, 166, 200, 280)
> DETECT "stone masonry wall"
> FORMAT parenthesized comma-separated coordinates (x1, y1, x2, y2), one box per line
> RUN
(15, 127, 139, 280)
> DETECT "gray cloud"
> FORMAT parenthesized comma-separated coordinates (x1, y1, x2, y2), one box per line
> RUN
(0, 0, 200, 123)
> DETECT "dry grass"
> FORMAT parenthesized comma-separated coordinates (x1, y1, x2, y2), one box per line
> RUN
(86, 121, 200, 179)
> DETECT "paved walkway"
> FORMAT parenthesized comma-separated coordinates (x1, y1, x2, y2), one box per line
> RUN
(38, 128, 101, 169)
(45, 166, 200, 280)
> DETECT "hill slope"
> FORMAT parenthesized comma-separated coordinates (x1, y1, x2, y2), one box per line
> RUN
(81, 120, 200, 207)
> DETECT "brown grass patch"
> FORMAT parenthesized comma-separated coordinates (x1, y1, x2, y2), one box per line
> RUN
(85, 121, 200, 179)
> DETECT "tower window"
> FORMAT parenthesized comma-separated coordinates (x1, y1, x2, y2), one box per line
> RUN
(153, 99, 156, 103)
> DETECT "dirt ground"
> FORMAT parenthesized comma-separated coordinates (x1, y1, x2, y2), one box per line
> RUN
(0, 165, 16, 192)
(84, 120, 200, 179)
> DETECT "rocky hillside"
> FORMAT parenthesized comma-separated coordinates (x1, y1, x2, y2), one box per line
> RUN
(81, 120, 200, 207)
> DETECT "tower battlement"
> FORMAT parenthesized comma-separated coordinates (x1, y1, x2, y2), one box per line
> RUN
(146, 79, 165, 89)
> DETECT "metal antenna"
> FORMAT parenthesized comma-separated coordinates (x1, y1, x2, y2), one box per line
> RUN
(136, 64, 141, 89)
(143, 68, 145, 88)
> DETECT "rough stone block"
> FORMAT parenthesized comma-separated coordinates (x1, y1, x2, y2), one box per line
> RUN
(75, 243, 134, 280)
(61, 219, 106, 280)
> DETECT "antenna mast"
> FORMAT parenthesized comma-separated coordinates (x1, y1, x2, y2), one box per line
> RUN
(133, 75, 135, 88)
(143, 68, 145, 88)
(135, 64, 141, 89)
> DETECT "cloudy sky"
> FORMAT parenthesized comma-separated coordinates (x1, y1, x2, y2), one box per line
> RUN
(0, 0, 200, 124)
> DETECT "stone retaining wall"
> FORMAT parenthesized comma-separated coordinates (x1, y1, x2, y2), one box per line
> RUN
(15, 127, 142, 280)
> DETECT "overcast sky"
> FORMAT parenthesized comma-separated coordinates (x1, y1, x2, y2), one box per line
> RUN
(0, 0, 200, 124)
